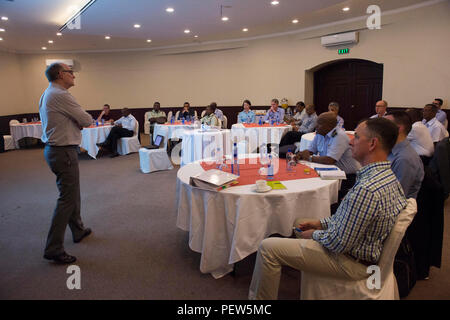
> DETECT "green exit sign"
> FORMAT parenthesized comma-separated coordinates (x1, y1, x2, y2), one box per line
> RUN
(338, 48, 350, 54)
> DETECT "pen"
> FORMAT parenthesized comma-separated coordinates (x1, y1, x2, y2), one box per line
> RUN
(292, 227, 302, 232)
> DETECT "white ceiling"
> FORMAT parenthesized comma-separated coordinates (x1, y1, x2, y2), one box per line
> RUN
(0, 0, 433, 53)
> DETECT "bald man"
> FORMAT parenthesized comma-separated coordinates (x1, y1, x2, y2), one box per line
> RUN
(370, 100, 388, 118)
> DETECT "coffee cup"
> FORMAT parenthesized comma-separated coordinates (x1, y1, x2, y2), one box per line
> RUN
(255, 180, 267, 191)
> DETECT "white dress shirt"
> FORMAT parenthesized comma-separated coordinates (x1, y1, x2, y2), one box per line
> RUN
(407, 121, 434, 157)
(422, 117, 449, 142)
(115, 114, 137, 132)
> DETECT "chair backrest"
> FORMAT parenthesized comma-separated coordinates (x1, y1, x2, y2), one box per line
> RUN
(132, 120, 139, 137)
(377, 198, 417, 282)
(194, 110, 198, 119)
(222, 115, 228, 129)
(201, 110, 206, 118)
(444, 119, 448, 130)
(167, 111, 173, 121)
(9, 119, 19, 125)
(175, 111, 180, 120)
(217, 118, 222, 128)
(144, 111, 151, 122)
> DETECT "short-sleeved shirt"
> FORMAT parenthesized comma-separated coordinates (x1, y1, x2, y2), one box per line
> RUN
(422, 117, 449, 142)
(201, 113, 219, 126)
(388, 140, 424, 199)
(337, 115, 345, 129)
(147, 110, 166, 120)
(115, 114, 137, 132)
(436, 109, 447, 126)
(214, 109, 224, 121)
(298, 113, 317, 133)
(407, 121, 434, 157)
(263, 108, 285, 123)
(238, 110, 255, 123)
(309, 126, 361, 174)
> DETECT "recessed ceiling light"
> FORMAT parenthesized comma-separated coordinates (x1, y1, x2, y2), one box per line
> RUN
(56, 32, 62, 36)
(271, 1, 280, 5)
(166, 7, 174, 13)
(194, 35, 199, 38)
(105, 36, 111, 39)
(146, 39, 152, 43)
(42, 47, 47, 50)
(48, 40, 54, 44)
(342, 7, 350, 12)
(0, 37, 3, 41)
(242, 28, 248, 32)
(1, 17, 8, 21)
(0, 28, 5, 32)
(221, 16, 229, 21)
(184, 29, 190, 34)
(292, 19, 299, 24)
(134, 24, 141, 28)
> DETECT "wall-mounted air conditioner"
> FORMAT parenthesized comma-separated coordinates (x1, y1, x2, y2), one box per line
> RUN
(45, 59, 74, 67)
(321, 31, 359, 47)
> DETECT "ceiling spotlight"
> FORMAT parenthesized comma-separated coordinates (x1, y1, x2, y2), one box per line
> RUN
(48, 40, 54, 44)
(146, 39, 152, 43)
(42, 47, 47, 50)
(194, 35, 199, 38)
(342, 7, 350, 12)
(134, 24, 141, 28)
(105, 36, 111, 39)
(242, 28, 248, 32)
(166, 7, 174, 13)
(0, 28, 5, 32)
(0, 37, 3, 41)
(56, 32, 62, 36)
(1, 17, 8, 21)
(271, 1, 280, 5)
(221, 16, 229, 21)
(184, 29, 190, 34)
(292, 19, 299, 24)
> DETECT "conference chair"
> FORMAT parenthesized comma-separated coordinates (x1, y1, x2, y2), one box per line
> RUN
(144, 111, 151, 135)
(167, 111, 173, 122)
(3, 119, 19, 151)
(222, 115, 228, 129)
(117, 120, 140, 155)
(300, 198, 417, 300)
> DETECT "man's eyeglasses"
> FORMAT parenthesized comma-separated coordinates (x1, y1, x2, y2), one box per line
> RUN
(61, 70, 74, 75)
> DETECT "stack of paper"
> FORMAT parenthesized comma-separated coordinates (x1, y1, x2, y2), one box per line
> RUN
(318, 169, 347, 180)
(190, 169, 239, 191)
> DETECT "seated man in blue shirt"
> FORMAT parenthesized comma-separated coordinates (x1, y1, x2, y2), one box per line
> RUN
(263, 99, 285, 123)
(238, 99, 255, 123)
(97, 108, 137, 158)
(385, 111, 424, 199)
(249, 117, 406, 300)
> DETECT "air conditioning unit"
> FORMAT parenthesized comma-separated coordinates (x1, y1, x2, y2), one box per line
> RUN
(45, 59, 74, 67)
(321, 31, 359, 47)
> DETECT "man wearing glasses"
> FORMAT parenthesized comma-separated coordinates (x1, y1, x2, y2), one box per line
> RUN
(39, 63, 93, 264)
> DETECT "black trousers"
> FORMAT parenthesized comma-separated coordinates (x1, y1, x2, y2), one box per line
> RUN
(279, 131, 304, 147)
(44, 145, 86, 256)
(103, 126, 134, 152)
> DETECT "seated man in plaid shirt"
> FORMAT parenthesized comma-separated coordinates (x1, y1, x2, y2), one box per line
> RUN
(249, 118, 407, 300)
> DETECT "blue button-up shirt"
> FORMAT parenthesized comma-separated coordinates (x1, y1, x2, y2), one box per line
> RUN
(388, 140, 424, 199)
(436, 109, 447, 126)
(214, 108, 224, 121)
(298, 112, 317, 133)
(238, 110, 255, 123)
(337, 115, 345, 129)
(309, 127, 361, 174)
(313, 161, 407, 263)
(263, 108, 285, 123)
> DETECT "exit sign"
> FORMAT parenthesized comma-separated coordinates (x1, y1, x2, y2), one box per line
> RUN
(338, 48, 350, 54)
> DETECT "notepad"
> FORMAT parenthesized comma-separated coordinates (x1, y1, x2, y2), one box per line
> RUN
(318, 170, 347, 180)
(266, 181, 287, 190)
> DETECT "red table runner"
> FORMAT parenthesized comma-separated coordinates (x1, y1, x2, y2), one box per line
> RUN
(243, 123, 288, 128)
(86, 124, 111, 128)
(164, 121, 192, 126)
(18, 121, 41, 125)
(200, 158, 318, 187)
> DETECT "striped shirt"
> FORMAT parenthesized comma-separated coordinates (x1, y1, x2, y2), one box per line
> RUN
(312, 161, 407, 263)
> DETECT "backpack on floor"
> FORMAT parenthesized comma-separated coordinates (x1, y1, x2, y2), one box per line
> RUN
(393, 236, 417, 298)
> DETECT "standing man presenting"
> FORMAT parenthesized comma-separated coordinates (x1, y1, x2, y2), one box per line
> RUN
(39, 63, 93, 264)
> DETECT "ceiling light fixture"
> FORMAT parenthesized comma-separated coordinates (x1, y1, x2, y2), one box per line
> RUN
(1, 17, 8, 21)
(220, 5, 232, 23)
(48, 40, 54, 44)
(146, 39, 152, 43)
(271, 1, 280, 5)
(166, 7, 174, 13)
(342, 7, 350, 12)
(221, 16, 229, 21)
(134, 24, 141, 28)
(194, 35, 199, 38)
(59, 0, 98, 32)
(105, 36, 111, 39)
(0, 28, 5, 32)
(184, 29, 190, 34)
(242, 28, 248, 32)
(292, 19, 299, 24)
(56, 32, 62, 36)
(42, 47, 47, 50)
(0, 37, 3, 41)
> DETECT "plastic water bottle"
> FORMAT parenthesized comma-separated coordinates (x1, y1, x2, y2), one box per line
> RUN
(232, 142, 240, 176)
(170, 115, 174, 124)
(259, 117, 262, 125)
(267, 154, 274, 180)
(286, 149, 296, 172)
(215, 147, 222, 169)
(101, 119, 105, 125)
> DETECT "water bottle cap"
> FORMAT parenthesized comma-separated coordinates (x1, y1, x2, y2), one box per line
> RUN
(288, 149, 291, 152)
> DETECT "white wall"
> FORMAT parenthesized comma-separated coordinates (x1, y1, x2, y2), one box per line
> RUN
(1, 1, 449, 116)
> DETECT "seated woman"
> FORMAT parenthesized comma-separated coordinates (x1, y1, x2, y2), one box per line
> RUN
(238, 100, 255, 123)
(201, 103, 220, 127)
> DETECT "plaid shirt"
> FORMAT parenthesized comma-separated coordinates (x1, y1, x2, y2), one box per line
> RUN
(312, 161, 407, 263)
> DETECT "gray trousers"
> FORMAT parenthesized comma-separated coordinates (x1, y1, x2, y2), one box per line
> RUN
(44, 145, 86, 256)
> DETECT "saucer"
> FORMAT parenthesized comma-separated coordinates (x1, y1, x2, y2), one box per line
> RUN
(254, 185, 272, 193)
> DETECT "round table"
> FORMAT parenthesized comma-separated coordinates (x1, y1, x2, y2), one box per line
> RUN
(10, 122, 43, 148)
(180, 129, 231, 167)
(298, 131, 355, 152)
(230, 123, 292, 154)
(176, 154, 340, 278)
(80, 124, 113, 159)
(154, 122, 196, 149)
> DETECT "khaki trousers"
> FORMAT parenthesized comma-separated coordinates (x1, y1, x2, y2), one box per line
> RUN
(248, 238, 369, 300)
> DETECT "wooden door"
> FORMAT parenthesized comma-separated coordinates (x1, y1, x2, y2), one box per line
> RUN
(314, 59, 383, 130)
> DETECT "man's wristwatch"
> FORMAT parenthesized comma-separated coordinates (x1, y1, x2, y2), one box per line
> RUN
(309, 155, 313, 162)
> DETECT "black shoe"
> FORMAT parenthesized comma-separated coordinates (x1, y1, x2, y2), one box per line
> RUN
(96, 142, 107, 148)
(44, 252, 77, 264)
(73, 228, 92, 243)
(110, 152, 119, 158)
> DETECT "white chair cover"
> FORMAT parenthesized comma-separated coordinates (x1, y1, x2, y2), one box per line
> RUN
(201, 110, 206, 118)
(3, 135, 15, 150)
(167, 111, 173, 122)
(139, 148, 173, 173)
(175, 111, 180, 121)
(300, 198, 417, 300)
(222, 115, 228, 129)
(144, 112, 151, 135)
(9, 119, 19, 125)
(117, 120, 141, 155)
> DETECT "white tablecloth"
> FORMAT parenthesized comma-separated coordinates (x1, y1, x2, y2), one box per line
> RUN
(298, 131, 355, 152)
(80, 125, 113, 159)
(230, 124, 292, 154)
(176, 154, 340, 278)
(10, 122, 43, 148)
(180, 129, 231, 167)
(153, 123, 196, 149)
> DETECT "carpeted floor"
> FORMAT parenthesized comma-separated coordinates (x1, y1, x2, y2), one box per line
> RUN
(0, 140, 449, 300)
